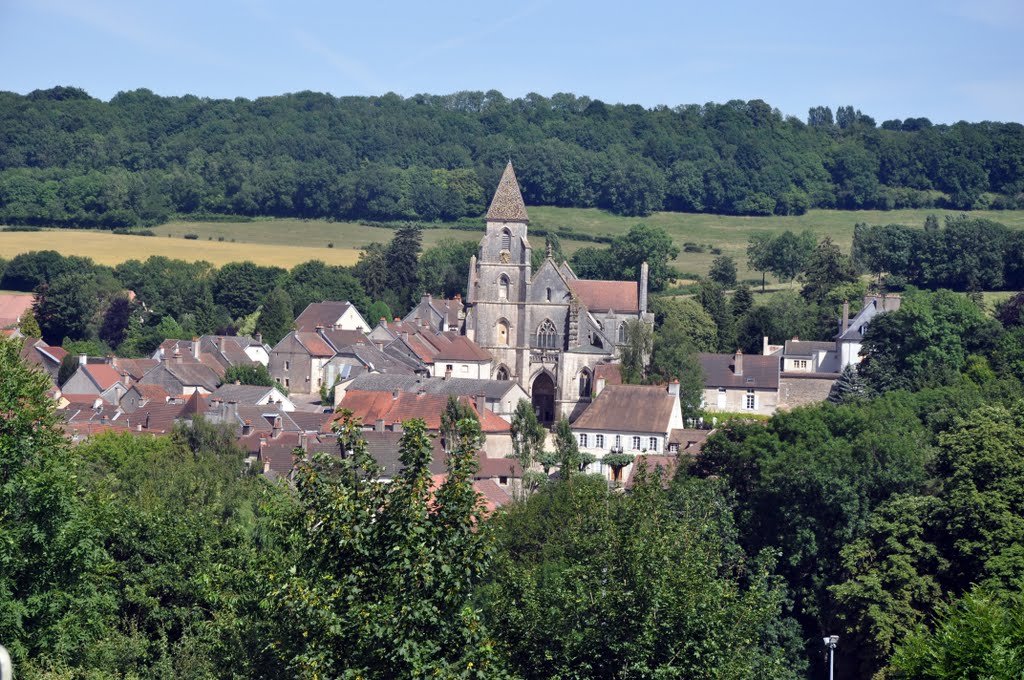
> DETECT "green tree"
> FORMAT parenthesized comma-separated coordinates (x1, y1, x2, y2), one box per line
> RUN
(419, 237, 477, 299)
(365, 299, 393, 326)
(481, 474, 805, 679)
(888, 586, 1024, 679)
(747, 232, 775, 292)
(649, 297, 716, 352)
(610, 223, 679, 292)
(731, 284, 755, 319)
(385, 224, 423, 311)
(271, 415, 504, 678)
(768, 230, 817, 284)
(213, 261, 287, 319)
(510, 399, 547, 497)
(553, 417, 581, 479)
(708, 254, 738, 287)
(620, 318, 653, 384)
(697, 279, 736, 352)
(568, 246, 617, 280)
(827, 364, 867, 404)
(98, 295, 134, 348)
(801, 236, 858, 305)
(18, 306, 41, 337)
(255, 287, 294, 347)
(223, 363, 278, 388)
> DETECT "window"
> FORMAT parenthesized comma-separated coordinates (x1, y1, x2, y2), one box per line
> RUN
(501, 229, 511, 251)
(546, 287, 552, 302)
(284, 360, 290, 371)
(284, 378, 290, 388)
(614, 434, 622, 450)
(497, 319, 509, 345)
(669, 443, 679, 453)
(499, 475, 508, 485)
(649, 437, 658, 452)
(618, 323, 627, 343)
(496, 366, 510, 381)
(745, 389, 756, 410)
(595, 434, 605, 449)
(794, 359, 808, 369)
(631, 436, 642, 451)
(579, 433, 588, 447)
(578, 370, 592, 398)
(499, 275, 510, 300)
(537, 319, 558, 349)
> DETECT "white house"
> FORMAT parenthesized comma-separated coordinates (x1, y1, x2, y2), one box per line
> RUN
(571, 382, 684, 484)
(294, 301, 371, 333)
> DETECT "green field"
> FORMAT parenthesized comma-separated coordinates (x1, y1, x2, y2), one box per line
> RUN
(3, 207, 1023, 278)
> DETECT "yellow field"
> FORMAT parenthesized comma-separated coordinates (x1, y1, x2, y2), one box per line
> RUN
(0, 230, 362, 268)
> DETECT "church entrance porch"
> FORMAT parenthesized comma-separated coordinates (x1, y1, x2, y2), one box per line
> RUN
(531, 372, 556, 425)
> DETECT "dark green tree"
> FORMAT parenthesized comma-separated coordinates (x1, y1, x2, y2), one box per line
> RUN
(610, 223, 679, 292)
(620, 318, 653, 384)
(385, 224, 422, 311)
(708, 254, 738, 287)
(801, 236, 858, 305)
(419, 237, 477, 299)
(255, 287, 294, 347)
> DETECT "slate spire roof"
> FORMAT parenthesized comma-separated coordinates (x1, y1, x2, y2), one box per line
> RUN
(486, 161, 529, 222)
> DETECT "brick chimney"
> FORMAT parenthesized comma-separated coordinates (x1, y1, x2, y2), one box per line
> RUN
(242, 418, 252, 436)
(667, 378, 680, 397)
(173, 349, 183, 364)
(192, 337, 200, 360)
(444, 366, 452, 380)
(218, 336, 226, 353)
(272, 415, 282, 437)
(734, 349, 744, 376)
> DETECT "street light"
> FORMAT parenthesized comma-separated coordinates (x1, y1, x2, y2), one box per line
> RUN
(823, 635, 839, 680)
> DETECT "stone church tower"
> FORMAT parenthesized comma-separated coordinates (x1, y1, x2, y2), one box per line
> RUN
(466, 162, 654, 423)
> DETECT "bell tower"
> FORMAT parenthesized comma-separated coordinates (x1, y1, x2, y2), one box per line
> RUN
(466, 162, 533, 383)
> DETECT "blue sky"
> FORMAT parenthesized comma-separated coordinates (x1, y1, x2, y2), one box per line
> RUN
(1, 0, 1021, 123)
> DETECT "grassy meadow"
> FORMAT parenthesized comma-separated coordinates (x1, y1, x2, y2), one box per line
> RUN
(2, 207, 1023, 278)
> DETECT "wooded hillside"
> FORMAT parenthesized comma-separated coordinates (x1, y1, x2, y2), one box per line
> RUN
(1, 87, 1022, 228)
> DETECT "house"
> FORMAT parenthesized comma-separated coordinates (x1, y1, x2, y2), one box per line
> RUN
(60, 391, 206, 443)
(404, 294, 465, 333)
(136, 351, 222, 396)
(837, 294, 902, 367)
(153, 335, 268, 370)
(0, 293, 34, 329)
(208, 382, 296, 411)
(119, 383, 170, 413)
(329, 390, 513, 458)
(571, 382, 684, 483)
(294, 301, 371, 333)
(336, 373, 529, 420)
(463, 162, 654, 423)
(699, 351, 780, 416)
(667, 428, 711, 455)
(369, 319, 492, 378)
(268, 330, 338, 393)
(60, 359, 128, 405)
(18, 337, 67, 382)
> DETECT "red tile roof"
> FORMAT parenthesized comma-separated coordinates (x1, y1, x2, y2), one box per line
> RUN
(475, 453, 522, 478)
(569, 280, 639, 313)
(434, 335, 492, 363)
(594, 363, 622, 386)
(0, 293, 34, 327)
(329, 391, 510, 433)
(295, 332, 336, 357)
(85, 364, 124, 391)
(474, 479, 512, 513)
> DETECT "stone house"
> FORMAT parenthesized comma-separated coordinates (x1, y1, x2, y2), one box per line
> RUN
(136, 352, 222, 397)
(335, 373, 529, 421)
(571, 382, 684, 483)
(404, 294, 465, 333)
(294, 301, 371, 333)
(61, 359, 128, 405)
(699, 351, 780, 416)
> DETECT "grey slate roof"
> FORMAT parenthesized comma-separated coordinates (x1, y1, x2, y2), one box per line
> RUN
(698, 353, 779, 390)
(784, 340, 836, 356)
(210, 384, 278, 404)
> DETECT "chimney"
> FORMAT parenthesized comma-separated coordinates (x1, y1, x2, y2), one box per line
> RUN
(475, 393, 486, 414)
(444, 366, 452, 380)
(79, 353, 87, 366)
(668, 378, 680, 397)
(392, 421, 403, 433)
(144, 413, 151, 430)
(842, 300, 850, 334)
(272, 415, 282, 437)
(762, 336, 770, 355)
(375, 418, 385, 432)
(226, 400, 238, 421)
(136, 423, 142, 432)
(595, 376, 606, 396)
(734, 349, 744, 376)
(298, 433, 307, 450)
(392, 390, 399, 400)
(242, 418, 252, 436)
(192, 337, 200, 360)
(639, 261, 649, 314)
(254, 332, 263, 345)
(218, 336, 226, 353)
(173, 349, 183, 364)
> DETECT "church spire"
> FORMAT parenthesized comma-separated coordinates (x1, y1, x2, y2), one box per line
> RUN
(486, 161, 529, 223)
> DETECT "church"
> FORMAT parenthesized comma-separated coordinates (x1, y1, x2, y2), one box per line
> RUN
(464, 162, 654, 424)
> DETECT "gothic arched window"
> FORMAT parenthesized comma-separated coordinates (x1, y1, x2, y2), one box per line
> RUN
(579, 369, 592, 398)
(546, 287, 552, 302)
(499, 274, 510, 300)
(537, 319, 558, 349)
(617, 322, 627, 344)
(496, 365, 510, 381)
(496, 319, 510, 346)
(501, 229, 511, 251)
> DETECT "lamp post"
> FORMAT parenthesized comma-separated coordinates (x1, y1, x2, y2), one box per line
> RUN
(823, 635, 839, 680)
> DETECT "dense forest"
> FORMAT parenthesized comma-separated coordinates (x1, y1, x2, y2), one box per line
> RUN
(1, 87, 1022, 227)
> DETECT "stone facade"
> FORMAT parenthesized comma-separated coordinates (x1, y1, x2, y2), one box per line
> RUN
(464, 162, 653, 423)
(778, 374, 837, 409)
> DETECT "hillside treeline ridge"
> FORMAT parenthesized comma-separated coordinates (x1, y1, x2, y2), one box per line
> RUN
(1, 86, 1022, 228)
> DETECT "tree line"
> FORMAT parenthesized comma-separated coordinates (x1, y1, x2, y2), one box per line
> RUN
(1, 87, 1022, 228)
